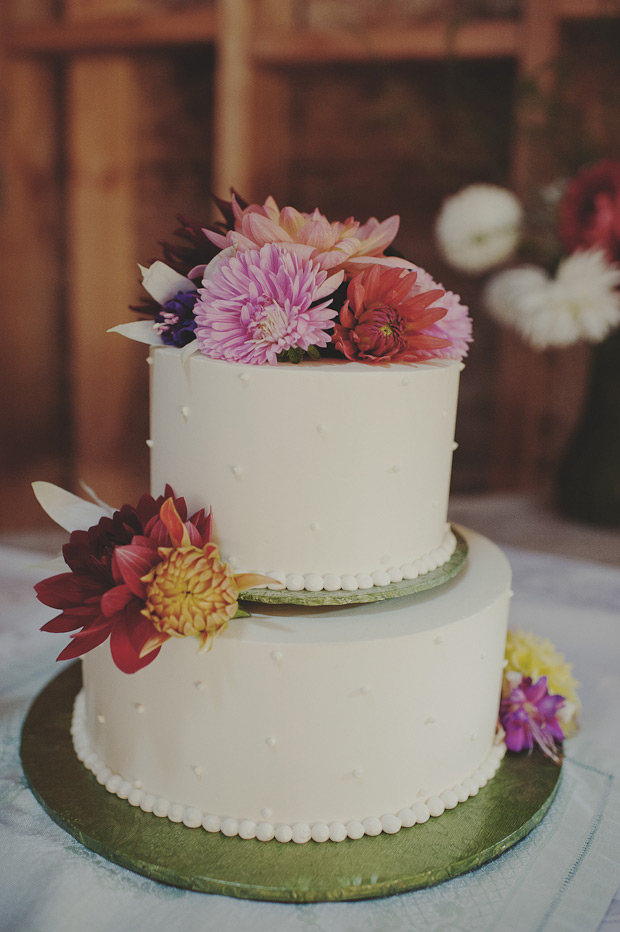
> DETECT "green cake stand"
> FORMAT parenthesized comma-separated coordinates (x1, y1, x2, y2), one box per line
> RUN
(20, 663, 561, 903)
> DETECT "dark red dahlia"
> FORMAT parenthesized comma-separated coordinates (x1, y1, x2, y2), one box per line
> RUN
(35, 487, 211, 674)
(559, 159, 620, 262)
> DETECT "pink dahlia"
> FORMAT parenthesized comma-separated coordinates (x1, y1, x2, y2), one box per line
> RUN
(194, 242, 344, 365)
(559, 159, 620, 263)
(333, 264, 452, 364)
(206, 194, 400, 273)
(500, 675, 565, 763)
(407, 264, 472, 360)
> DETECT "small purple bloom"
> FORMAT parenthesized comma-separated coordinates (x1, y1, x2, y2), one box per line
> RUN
(154, 291, 198, 347)
(500, 675, 565, 763)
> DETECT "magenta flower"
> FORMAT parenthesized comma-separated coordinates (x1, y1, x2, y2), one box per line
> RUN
(194, 243, 344, 365)
(500, 675, 565, 763)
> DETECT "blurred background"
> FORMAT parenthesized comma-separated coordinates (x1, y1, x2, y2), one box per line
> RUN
(2, 0, 620, 550)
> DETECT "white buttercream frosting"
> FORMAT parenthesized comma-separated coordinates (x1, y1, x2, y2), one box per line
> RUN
(77, 529, 511, 845)
(149, 350, 461, 584)
(72, 689, 505, 843)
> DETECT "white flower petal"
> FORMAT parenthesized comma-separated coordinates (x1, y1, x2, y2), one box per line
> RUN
(108, 320, 163, 345)
(139, 261, 196, 304)
(484, 249, 620, 349)
(32, 481, 114, 534)
(435, 184, 524, 275)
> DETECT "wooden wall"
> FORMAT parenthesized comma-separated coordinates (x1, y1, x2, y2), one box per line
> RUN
(1, 0, 619, 531)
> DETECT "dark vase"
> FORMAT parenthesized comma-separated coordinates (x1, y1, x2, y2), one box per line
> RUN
(556, 328, 620, 526)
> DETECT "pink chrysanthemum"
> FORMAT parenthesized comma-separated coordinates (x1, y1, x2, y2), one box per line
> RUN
(206, 194, 399, 273)
(406, 264, 472, 360)
(194, 243, 344, 365)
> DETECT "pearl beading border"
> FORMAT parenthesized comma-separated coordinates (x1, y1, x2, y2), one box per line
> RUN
(254, 525, 458, 594)
(71, 690, 506, 844)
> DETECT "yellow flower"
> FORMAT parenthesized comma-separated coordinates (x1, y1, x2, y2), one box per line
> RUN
(505, 628, 580, 735)
(141, 542, 239, 650)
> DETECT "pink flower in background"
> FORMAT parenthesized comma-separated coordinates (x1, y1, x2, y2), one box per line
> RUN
(206, 194, 400, 273)
(559, 159, 620, 262)
(333, 265, 452, 364)
(194, 243, 344, 365)
(500, 675, 565, 763)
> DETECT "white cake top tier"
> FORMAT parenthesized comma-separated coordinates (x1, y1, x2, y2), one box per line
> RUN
(149, 348, 461, 585)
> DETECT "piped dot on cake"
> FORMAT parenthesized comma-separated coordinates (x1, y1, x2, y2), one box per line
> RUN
(401, 377, 411, 386)
(96, 714, 105, 724)
(135, 703, 145, 714)
(391, 464, 401, 474)
(180, 405, 190, 420)
(352, 767, 363, 779)
(146, 356, 153, 366)
(145, 439, 154, 448)
(265, 736, 277, 748)
(360, 685, 372, 695)
(424, 716, 437, 725)
(270, 650, 283, 662)
(260, 807, 273, 820)
(231, 465, 243, 479)
(285, 574, 304, 591)
(194, 680, 206, 691)
(452, 441, 459, 451)
(192, 765, 203, 777)
(316, 423, 327, 434)
(434, 635, 444, 645)
(323, 574, 342, 591)
(239, 372, 250, 386)
(309, 522, 319, 532)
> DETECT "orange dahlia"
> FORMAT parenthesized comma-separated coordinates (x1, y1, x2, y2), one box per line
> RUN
(333, 264, 452, 364)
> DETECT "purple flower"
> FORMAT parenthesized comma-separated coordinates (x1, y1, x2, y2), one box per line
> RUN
(154, 291, 198, 347)
(500, 675, 565, 763)
(194, 243, 344, 365)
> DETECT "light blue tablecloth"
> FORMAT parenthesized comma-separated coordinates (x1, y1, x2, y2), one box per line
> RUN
(1, 543, 619, 932)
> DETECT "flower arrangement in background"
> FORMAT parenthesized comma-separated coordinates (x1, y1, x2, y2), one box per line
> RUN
(435, 159, 620, 350)
(33, 482, 275, 674)
(114, 193, 472, 366)
(499, 627, 579, 762)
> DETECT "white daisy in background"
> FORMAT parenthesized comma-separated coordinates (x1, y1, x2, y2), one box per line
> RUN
(484, 248, 620, 349)
(435, 184, 524, 275)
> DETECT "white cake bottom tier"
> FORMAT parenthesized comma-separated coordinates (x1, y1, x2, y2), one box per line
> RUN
(77, 528, 511, 843)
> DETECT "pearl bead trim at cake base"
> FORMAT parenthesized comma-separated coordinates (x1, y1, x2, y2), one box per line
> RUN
(71, 690, 506, 844)
(248, 525, 458, 594)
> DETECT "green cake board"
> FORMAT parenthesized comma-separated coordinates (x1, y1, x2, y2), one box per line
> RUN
(242, 527, 468, 606)
(20, 663, 561, 903)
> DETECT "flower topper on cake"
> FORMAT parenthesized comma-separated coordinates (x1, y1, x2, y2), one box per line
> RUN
(499, 628, 579, 763)
(111, 193, 472, 366)
(33, 482, 276, 674)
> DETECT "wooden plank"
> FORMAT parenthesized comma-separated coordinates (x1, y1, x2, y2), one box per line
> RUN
(212, 0, 253, 199)
(0, 0, 67, 529)
(6, 8, 216, 55)
(254, 20, 519, 65)
(249, 0, 294, 201)
(65, 0, 146, 507)
(490, 0, 563, 490)
(557, 0, 620, 18)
